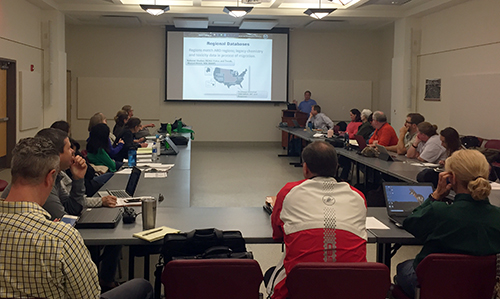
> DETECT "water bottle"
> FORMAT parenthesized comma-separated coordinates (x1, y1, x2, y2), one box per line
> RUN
(128, 149, 136, 167)
(167, 123, 172, 135)
(152, 142, 158, 161)
(344, 133, 349, 148)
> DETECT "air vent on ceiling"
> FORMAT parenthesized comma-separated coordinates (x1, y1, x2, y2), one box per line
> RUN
(239, 19, 278, 30)
(362, 0, 411, 5)
(242, 0, 262, 4)
(100, 15, 142, 27)
(173, 18, 209, 29)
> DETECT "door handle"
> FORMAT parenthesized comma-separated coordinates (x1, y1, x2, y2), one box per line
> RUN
(0, 117, 9, 122)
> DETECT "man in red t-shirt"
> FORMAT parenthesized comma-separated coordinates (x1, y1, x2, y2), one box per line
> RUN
(369, 111, 398, 147)
(265, 141, 367, 299)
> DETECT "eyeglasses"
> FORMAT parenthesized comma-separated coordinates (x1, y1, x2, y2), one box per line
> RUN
(405, 121, 415, 125)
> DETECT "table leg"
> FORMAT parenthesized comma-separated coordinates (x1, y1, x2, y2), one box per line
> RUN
(377, 242, 392, 268)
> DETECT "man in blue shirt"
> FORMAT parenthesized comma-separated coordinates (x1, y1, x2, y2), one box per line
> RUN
(296, 91, 317, 114)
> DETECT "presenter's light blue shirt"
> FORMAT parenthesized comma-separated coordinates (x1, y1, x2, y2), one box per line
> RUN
(298, 99, 317, 114)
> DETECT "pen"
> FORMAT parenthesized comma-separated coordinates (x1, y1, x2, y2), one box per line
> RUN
(142, 228, 163, 236)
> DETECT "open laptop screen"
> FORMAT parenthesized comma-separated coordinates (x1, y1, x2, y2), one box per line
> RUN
(125, 167, 142, 196)
(383, 183, 434, 216)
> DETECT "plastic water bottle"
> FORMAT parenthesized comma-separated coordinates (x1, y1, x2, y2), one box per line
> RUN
(128, 149, 136, 167)
(152, 142, 158, 161)
(167, 123, 172, 135)
(344, 133, 349, 148)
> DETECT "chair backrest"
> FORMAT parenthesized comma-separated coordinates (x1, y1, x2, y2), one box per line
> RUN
(286, 262, 391, 299)
(0, 179, 8, 192)
(162, 259, 263, 299)
(416, 253, 496, 299)
(485, 139, 500, 150)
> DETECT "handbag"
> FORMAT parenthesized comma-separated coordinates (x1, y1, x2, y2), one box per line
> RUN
(154, 228, 252, 299)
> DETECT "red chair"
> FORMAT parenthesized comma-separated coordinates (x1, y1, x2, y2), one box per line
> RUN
(162, 259, 263, 299)
(286, 262, 391, 299)
(485, 139, 500, 150)
(0, 179, 8, 192)
(392, 254, 496, 299)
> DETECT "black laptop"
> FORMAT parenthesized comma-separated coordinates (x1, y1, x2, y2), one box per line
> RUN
(382, 182, 434, 228)
(75, 207, 123, 229)
(100, 166, 142, 198)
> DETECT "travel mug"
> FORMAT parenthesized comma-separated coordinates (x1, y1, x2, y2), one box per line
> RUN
(142, 198, 157, 230)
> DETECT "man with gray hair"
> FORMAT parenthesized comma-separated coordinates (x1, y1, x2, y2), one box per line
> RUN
(368, 111, 398, 147)
(0, 137, 152, 299)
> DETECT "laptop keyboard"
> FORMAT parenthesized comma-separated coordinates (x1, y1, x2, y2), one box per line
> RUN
(108, 190, 130, 198)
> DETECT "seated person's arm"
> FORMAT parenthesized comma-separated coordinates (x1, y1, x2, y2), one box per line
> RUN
(324, 115, 334, 130)
(393, 127, 408, 154)
(406, 137, 421, 159)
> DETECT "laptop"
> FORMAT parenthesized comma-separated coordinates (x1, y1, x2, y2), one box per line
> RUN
(287, 103, 297, 110)
(376, 144, 402, 162)
(383, 182, 434, 227)
(292, 119, 301, 128)
(102, 166, 142, 198)
(354, 135, 367, 151)
(160, 136, 180, 155)
(75, 207, 123, 229)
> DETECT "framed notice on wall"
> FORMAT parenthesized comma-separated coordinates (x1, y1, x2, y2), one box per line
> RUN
(424, 78, 441, 101)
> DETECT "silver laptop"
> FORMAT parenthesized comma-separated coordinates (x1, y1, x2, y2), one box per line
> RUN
(376, 144, 402, 162)
(383, 182, 434, 227)
(160, 136, 180, 155)
(101, 166, 142, 198)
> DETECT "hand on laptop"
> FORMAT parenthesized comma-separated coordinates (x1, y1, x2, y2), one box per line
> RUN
(101, 195, 117, 208)
(70, 155, 88, 180)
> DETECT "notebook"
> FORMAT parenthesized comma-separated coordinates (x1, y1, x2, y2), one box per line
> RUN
(133, 226, 181, 242)
(102, 166, 142, 198)
(75, 207, 123, 229)
(383, 182, 434, 227)
(376, 144, 402, 162)
(160, 136, 180, 155)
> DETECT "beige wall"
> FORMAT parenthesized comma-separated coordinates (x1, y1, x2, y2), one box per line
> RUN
(0, 0, 43, 139)
(66, 26, 394, 141)
(416, 0, 500, 139)
(0, 0, 67, 140)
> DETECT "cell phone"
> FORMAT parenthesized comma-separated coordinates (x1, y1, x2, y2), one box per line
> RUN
(60, 215, 79, 227)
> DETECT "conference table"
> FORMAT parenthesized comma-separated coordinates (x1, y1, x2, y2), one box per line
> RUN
(79, 131, 414, 279)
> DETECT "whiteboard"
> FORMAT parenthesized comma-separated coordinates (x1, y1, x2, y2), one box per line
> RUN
(450, 73, 500, 139)
(77, 77, 160, 120)
(292, 80, 372, 121)
(19, 71, 43, 131)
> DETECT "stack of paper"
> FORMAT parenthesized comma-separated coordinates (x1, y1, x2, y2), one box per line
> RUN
(133, 226, 181, 242)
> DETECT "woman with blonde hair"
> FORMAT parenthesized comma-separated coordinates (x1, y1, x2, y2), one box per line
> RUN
(395, 149, 500, 298)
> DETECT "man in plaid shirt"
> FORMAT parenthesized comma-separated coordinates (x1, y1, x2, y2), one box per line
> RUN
(0, 137, 152, 299)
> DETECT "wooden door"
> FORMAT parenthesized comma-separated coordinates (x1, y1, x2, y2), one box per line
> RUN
(0, 68, 7, 166)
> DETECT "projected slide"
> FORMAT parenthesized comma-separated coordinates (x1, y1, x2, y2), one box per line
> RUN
(183, 36, 272, 101)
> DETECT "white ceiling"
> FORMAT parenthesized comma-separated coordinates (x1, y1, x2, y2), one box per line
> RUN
(27, 0, 468, 30)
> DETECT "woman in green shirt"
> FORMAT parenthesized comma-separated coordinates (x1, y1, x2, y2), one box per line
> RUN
(395, 149, 500, 298)
(87, 123, 119, 172)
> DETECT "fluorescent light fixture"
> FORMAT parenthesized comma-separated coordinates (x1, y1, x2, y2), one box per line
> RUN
(304, 8, 336, 19)
(140, 4, 170, 16)
(328, 0, 354, 5)
(223, 6, 253, 17)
